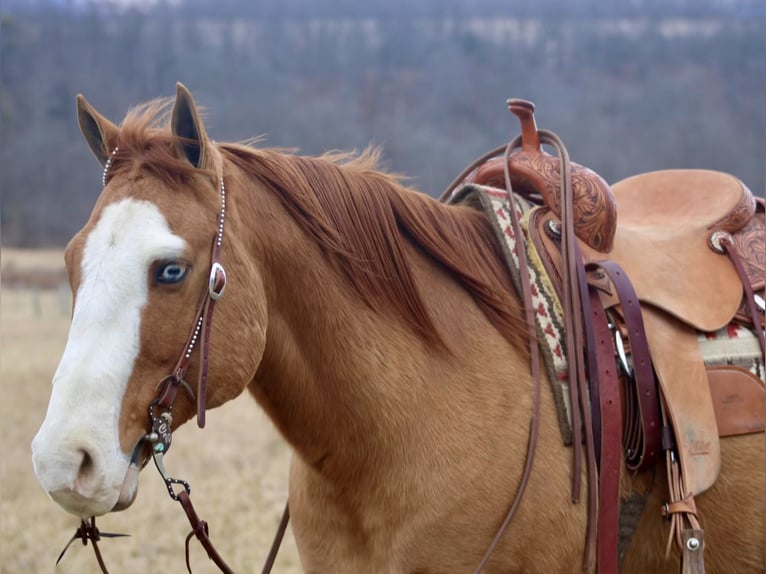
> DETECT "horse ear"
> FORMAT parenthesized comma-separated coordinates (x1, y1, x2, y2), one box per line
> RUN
(171, 82, 210, 169)
(76, 94, 119, 167)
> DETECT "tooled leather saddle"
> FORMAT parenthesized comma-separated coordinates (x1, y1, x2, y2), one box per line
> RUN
(456, 99, 765, 573)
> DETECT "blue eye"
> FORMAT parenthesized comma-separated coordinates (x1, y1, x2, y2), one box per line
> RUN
(155, 262, 189, 284)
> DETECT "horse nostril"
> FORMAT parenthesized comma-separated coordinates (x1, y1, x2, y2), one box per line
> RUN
(78, 449, 94, 476)
(74, 448, 98, 494)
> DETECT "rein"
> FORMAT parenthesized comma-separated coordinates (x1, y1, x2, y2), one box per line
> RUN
(440, 103, 604, 572)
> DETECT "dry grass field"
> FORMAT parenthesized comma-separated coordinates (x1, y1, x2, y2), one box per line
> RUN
(1, 249, 302, 573)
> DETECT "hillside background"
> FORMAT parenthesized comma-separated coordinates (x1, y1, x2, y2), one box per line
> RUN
(1, 0, 764, 246)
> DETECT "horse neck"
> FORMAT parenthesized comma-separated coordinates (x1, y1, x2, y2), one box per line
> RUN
(231, 166, 432, 479)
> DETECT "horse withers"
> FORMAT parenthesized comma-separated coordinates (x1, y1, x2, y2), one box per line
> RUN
(32, 84, 764, 572)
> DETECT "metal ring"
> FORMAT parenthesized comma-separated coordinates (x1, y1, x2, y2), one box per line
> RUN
(208, 262, 227, 300)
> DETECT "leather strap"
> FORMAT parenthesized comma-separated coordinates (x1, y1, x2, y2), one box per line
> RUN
(587, 287, 622, 574)
(662, 495, 698, 518)
(551, 129, 585, 506)
(661, 397, 704, 560)
(587, 261, 661, 473)
(261, 503, 291, 574)
(146, 176, 290, 574)
(572, 244, 599, 570)
(720, 236, 765, 358)
(680, 529, 706, 574)
(584, 260, 663, 573)
(178, 491, 235, 574)
(471, 126, 603, 572)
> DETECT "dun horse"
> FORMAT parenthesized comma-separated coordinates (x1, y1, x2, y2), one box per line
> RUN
(32, 85, 763, 572)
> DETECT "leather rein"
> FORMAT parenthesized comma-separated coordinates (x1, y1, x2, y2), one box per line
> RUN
(58, 151, 289, 574)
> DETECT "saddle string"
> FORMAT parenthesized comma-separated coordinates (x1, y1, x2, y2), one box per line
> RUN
(659, 396, 702, 559)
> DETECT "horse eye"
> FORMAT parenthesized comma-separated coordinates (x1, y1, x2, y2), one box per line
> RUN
(155, 262, 189, 284)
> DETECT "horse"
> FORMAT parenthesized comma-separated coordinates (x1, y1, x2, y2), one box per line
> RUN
(31, 84, 764, 573)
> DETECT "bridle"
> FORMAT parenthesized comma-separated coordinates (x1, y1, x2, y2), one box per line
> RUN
(58, 147, 289, 574)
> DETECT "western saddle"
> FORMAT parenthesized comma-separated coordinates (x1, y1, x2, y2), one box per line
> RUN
(452, 100, 765, 573)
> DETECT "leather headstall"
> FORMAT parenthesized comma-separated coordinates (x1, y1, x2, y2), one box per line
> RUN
(60, 153, 242, 574)
(136, 173, 240, 574)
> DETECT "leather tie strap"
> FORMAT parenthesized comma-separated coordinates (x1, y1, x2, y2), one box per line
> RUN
(661, 494, 698, 519)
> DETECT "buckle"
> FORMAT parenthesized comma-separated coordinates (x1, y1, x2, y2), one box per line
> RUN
(208, 262, 227, 300)
(609, 321, 632, 378)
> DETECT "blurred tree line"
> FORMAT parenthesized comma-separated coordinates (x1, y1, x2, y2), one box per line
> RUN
(1, 0, 763, 246)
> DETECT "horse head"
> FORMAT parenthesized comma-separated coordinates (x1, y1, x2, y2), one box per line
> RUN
(31, 84, 268, 518)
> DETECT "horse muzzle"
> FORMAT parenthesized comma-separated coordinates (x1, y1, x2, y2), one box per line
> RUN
(31, 426, 134, 518)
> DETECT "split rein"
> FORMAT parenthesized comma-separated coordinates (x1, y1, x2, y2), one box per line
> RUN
(58, 149, 289, 574)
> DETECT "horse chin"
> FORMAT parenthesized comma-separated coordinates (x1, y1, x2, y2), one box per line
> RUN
(112, 461, 141, 512)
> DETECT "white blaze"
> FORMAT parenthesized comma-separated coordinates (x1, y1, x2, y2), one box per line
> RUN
(32, 198, 186, 517)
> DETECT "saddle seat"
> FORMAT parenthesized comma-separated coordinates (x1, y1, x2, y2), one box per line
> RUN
(584, 169, 756, 332)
